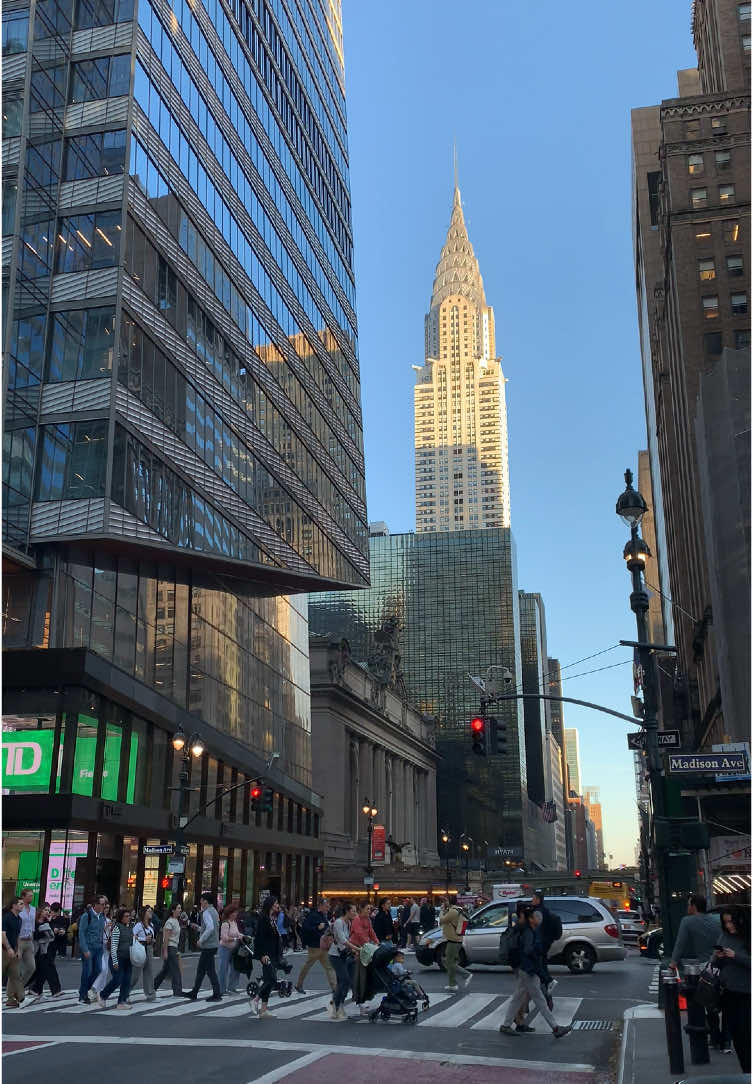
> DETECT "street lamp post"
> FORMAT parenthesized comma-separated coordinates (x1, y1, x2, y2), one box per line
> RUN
(440, 829, 452, 890)
(362, 798, 378, 902)
(461, 837, 472, 892)
(171, 726, 206, 904)
(616, 468, 668, 929)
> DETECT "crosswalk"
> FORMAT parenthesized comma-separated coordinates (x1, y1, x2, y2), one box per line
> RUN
(10, 987, 583, 1032)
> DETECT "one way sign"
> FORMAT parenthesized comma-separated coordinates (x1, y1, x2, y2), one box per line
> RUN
(627, 729, 681, 751)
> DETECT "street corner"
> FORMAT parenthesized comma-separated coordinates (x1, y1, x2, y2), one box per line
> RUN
(273, 1051, 609, 1084)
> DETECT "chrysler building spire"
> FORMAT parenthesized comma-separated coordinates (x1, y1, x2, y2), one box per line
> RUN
(415, 181, 511, 534)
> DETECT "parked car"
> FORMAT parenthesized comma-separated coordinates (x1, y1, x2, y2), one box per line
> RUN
(415, 896, 627, 974)
(638, 927, 664, 959)
(617, 909, 647, 943)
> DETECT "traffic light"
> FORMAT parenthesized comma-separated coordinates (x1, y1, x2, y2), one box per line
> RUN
(161, 876, 170, 889)
(489, 715, 507, 754)
(471, 715, 486, 755)
(574, 869, 581, 878)
(261, 786, 274, 813)
(250, 784, 262, 811)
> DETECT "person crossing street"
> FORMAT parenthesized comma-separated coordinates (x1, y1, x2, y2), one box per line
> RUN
(180, 892, 222, 1001)
(499, 907, 571, 1038)
(439, 896, 472, 993)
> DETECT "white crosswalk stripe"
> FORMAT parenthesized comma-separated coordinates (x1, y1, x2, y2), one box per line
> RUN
(266, 992, 334, 1019)
(417, 992, 491, 1028)
(471, 995, 582, 1033)
(13, 993, 79, 1014)
(154, 992, 246, 1016)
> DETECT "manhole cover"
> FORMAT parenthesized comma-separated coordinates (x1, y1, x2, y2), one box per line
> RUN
(572, 1019, 614, 1031)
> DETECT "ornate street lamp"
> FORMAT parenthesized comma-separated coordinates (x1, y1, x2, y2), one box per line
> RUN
(362, 798, 378, 901)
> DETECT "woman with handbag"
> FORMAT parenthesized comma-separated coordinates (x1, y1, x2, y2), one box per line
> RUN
(327, 901, 358, 1020)
(98, 907, 136, 1009)
(130, 905, 157, 1001)
(29, 905, 63, 1001)
(715, 907, 750, 1072)
(350, 900, 379, 1016)
(217, 904, 242, 994)
(92, 903, 114, 997)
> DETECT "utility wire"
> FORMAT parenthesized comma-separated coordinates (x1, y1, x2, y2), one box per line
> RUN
(556, 659, 633, 684)
(536, 644, 624, 694)
(644, 579, 699, 625)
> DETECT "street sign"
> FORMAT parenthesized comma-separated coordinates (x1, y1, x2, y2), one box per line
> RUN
(175, 843, 190, 856)
(668, 752, 747, 774)
(363, 875, 375, 886)
(142, 844, 173, 856)
(627, 730, 681, 751)
(167, 857, 185, 874)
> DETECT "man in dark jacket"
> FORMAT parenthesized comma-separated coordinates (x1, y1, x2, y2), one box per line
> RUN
(531, 889, 561, 1005)
(295, 897, 336, 994)
(499, 909, 571, 1038)
(419, 898, 435, 933)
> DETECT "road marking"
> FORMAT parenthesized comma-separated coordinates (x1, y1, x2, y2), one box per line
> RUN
(245, 1050, 326, 1084)
(2, 1040, 62, 1058)
(99, 995, 181, 1015)
(417, 992, 491, 1028)
(149, 993, 246, 1016)
(267, 993, 335, 1019)
(209, 998, 255, 1018)
(13, 994, 79, 1014)
(471, 996, 582, 1033)
(2, 1034, 599, 1072)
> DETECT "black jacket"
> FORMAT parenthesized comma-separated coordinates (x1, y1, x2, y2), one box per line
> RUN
(419, 904, 435, 931)
(301, 909, 328, 948)
(254, 916, 283, 963)
(372, 908, 394, 941)
(535, 897, 560, 952)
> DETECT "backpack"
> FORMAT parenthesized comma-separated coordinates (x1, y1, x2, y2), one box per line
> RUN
(507, 924, 523, 969)
(548, 912, 563, 943)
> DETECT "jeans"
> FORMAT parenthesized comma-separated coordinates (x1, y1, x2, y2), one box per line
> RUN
(331, 952, 354, 1009)
(191, 948, 220, 997)
(297, 947, 337, 990)
(217, 945, 240, 993)
(445, 941, 469, 987)
(78, 946, 102, 1000)
(101, 957, 133, 1004)
(503, 970, 558, 1031)
(154, 947, 183, 996)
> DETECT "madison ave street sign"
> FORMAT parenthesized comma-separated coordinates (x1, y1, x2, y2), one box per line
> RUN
(668, 752, 748, 774)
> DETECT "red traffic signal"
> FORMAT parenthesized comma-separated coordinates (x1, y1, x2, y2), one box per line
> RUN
(161, 876, 170, 889)
(471, 715, 486, 756)
(250, 785, 262, 799)
(471, 717, 484, 733)
(574, 869, 581, 878)
(250, 784, 262, 811)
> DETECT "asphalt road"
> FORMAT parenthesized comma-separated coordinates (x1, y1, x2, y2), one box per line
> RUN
(3, 946, 658, 1083)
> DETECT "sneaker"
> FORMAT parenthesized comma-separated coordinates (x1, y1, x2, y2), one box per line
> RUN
(462, 973, 473, 990)
(51, 991, 66, 999)
(116, 1002, 133, 1010)
(721, 1046, 733, 1055)
(553, 1025, 572, 1039)
(94, 995, 106, 1008)
(515, 1024, 536, 1033)
(205, 994, 222, 1002)
(30, 994, 44, 1005)
(499, 1024, 518, 1035)
(294, 985, 306, 994)
(335, 1006, 346, 1020)
(77, 998, 88, 1005)
(443, 984, 459, 992)
(179, 991, 197, 1000)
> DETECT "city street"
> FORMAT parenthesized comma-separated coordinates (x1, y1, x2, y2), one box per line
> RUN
(3, 948, 657, 1083)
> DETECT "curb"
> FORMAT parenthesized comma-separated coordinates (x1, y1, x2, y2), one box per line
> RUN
(617, 1003, 664, 1084)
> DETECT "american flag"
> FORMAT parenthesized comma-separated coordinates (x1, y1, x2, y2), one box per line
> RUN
(541, 800, 557, 823)
(633, 648, 644, 694)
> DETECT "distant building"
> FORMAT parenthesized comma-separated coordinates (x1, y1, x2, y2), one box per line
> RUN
(414, 184, 511, 533)
(309, 636, 440, 895)
(583, 787, 606, 870)
(309, 527, 532, 858)
(564, 729, 582, 797)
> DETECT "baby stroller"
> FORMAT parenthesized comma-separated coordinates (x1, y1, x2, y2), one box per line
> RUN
(367, 943, 430, 1024)
(231, 935, 294, 1001)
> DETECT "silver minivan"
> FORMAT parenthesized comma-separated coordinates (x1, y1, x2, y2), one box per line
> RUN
(415, 895, 627, 974)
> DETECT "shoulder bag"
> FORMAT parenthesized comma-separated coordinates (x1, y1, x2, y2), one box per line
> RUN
(693, 961, 722, 1010)
(130, 939, 146, 966)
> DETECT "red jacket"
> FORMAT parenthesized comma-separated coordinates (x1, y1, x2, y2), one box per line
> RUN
(350, 914, 378, 948)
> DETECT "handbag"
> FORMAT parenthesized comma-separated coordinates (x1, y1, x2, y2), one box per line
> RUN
(130, 939, 146, 966)
(320, 930, 334, 951)
(359, 942, 378, 966)
(694, 962, 722, 1010)
(455, 911, 468, 938)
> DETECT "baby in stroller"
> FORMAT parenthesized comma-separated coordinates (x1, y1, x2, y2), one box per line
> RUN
(368, 944, 430, 1024)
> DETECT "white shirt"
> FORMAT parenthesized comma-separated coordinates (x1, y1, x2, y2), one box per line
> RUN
(19, 904, 35, 940)
(133, 921, 155, 944)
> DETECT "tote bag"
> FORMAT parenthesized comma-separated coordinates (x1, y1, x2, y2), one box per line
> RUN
(130, 939, 146, 966)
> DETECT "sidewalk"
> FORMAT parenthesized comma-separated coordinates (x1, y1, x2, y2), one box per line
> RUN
(618, 1004, 750, 1084)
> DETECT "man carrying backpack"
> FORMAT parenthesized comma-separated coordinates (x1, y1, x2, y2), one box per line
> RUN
(531, 890, 562, 1009)
(294, 897, 336, 995)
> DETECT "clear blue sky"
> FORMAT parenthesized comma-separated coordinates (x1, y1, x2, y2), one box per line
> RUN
(341, 1, 696, 866)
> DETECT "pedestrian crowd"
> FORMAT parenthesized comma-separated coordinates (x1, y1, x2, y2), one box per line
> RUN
(4, 885, 747, 1060)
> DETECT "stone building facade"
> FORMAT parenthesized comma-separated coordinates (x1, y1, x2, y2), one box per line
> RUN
(309, 636, 440, 897)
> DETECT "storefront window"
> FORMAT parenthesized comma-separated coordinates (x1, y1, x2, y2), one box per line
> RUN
(2, 829, 46, 904)
(103, 717, 136, 802)
(143, 839, 161, 907)
(2, 713, 58, 794)
(48, 829, 89, 910)
(72, 712, 98, 797)
(118, 836, 139, 908)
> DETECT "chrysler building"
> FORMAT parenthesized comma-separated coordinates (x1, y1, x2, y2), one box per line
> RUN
(414, 183, 511, 532)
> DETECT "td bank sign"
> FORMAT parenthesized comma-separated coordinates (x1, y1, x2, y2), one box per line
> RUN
(3, 727, 136, 801)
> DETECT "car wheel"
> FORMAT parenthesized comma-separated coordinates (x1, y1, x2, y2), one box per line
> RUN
(565, 943, 596, 974)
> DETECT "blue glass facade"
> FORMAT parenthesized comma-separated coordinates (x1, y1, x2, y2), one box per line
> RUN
(309, 529, 530, 853)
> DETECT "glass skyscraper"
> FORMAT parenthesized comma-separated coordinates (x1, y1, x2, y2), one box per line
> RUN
(310, 529, 529, 853)
(2, 0, 366, 911)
